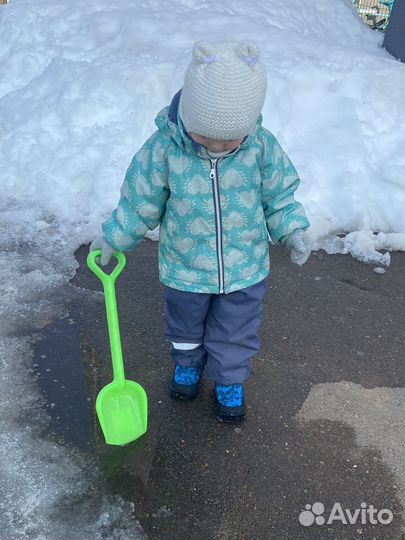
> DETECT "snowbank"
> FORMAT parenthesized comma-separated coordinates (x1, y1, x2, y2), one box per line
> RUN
(0, 0, 404, 260)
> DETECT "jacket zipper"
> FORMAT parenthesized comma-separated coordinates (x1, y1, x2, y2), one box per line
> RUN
(209, 158, 225, 293)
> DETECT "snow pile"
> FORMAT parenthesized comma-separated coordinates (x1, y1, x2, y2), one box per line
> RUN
(0, 0, 404, 261)
(0, 0, 404, 538)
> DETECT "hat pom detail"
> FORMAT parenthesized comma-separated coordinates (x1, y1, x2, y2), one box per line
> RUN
(238, 41, 260, 69)
(193, 41, 220, 65)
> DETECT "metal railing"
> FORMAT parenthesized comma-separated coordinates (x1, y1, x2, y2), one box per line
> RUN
(352, 0, 394, 31)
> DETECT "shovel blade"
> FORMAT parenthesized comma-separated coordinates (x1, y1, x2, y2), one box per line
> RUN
(96, 380, 148, 445)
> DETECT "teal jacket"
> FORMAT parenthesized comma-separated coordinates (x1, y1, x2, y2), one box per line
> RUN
(102, 92, 310, 294)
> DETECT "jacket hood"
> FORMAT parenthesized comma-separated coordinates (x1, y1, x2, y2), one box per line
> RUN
(154, 89, 194, 152)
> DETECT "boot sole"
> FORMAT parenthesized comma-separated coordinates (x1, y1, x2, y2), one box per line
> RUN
(170, 387, 199, 400)
(170, 379, 200, 400)
(216, 411, 246, 423)
(215, 395, 246, 423)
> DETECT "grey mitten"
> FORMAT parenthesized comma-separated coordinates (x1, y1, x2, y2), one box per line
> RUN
(284, 231, 312, 266)
(89, 235, 117, 266)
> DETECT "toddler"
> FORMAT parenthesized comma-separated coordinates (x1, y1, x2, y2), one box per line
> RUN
(90, 40, 312, 423)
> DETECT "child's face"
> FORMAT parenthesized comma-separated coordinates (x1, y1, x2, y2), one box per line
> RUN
(190, 133, 244, 153)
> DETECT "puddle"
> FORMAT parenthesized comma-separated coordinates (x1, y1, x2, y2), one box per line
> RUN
(32, 315, 95, 452)
(29, 303, 156, 485)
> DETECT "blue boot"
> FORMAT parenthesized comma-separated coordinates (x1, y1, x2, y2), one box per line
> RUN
(170, 365, 203, 400)
(215, 383, 246, 422)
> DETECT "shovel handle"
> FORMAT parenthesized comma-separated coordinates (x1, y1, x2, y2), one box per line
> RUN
(87, 249, 127, 385)
(87, 250, 126, 283)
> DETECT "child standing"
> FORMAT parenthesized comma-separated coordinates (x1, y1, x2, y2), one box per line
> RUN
(90, 40, 312, 423)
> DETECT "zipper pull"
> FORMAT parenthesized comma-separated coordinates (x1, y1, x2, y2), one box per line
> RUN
(209, 159, 217, 179)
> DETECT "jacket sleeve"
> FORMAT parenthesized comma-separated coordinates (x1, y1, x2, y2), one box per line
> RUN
(260, 130, 310, 244)
(102, 131, 170, 252)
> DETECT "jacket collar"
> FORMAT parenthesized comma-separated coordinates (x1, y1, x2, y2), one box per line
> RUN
(155, 89, 263, 156)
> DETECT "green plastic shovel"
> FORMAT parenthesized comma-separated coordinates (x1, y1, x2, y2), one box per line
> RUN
(87, 250, 148, 445)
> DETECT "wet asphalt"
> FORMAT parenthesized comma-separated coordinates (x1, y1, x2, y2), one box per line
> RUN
(36, 241, 405, 540)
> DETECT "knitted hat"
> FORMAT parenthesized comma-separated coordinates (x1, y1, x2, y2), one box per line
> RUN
(179, 40, 267, 141)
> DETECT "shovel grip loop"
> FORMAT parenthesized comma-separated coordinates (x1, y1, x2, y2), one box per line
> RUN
(87, 250, 126, 284)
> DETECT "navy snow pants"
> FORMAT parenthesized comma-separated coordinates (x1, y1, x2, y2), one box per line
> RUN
(164, 278, 268, 385)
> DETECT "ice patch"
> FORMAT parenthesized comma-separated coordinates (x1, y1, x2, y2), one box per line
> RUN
(0, 217, 145, 538)
(314, 230, 404, 266)
(0, 335, 145, 540)
(373, 267, 386, 274)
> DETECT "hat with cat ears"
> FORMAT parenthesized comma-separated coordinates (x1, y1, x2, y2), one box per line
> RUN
(180, 40, 267, 140)
(193, 40, 261, 68)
